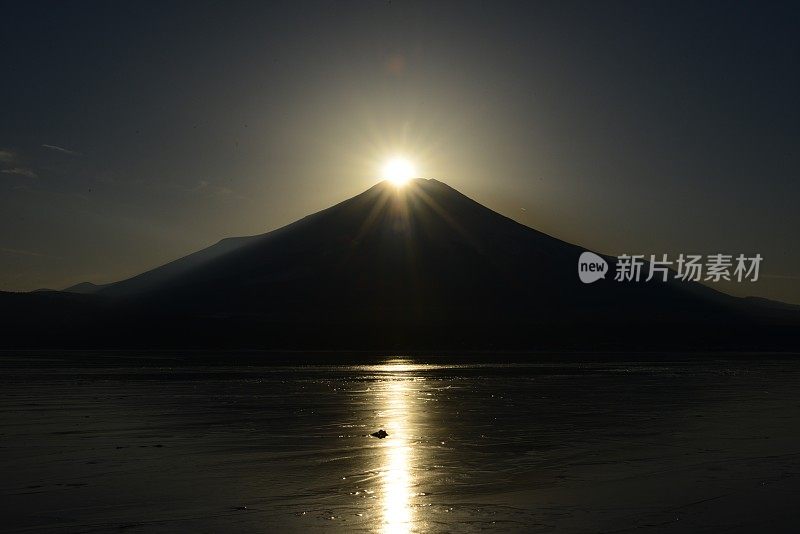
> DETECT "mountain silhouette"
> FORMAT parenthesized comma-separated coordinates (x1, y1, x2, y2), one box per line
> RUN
(1, 179, 798, 350)
(63, 281, 109, 294)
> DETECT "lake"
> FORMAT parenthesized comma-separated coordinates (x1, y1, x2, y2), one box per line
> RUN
(2, 353, 800, 532)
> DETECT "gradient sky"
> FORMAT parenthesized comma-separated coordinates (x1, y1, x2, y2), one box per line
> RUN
(2, 1, 799, 303)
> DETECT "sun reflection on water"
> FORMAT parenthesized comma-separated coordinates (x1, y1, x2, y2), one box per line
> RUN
(379, 361, 415, 533)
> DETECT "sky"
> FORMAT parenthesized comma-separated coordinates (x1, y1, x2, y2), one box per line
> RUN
(1, 1, 799, 303)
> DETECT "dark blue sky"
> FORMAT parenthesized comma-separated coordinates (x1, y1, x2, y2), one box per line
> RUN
(2, 1, 799, 302)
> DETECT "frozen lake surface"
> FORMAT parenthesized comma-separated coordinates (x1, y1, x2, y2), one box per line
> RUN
(2, 353, 800, 532)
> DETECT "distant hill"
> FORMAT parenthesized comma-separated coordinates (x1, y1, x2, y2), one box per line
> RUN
(1, 179, 798, 350)
(62, 282, 109, 294)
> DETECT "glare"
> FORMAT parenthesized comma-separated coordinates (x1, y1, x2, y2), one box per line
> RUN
(381, 377, 413, 533)
(382, 157, 416, 186)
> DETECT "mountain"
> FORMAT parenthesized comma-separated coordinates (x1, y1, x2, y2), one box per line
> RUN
(62, 281, 109, 294)
(1, 179, 798, 350)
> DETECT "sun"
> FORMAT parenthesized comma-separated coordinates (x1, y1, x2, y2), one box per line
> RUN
(382, 157, 416, 186)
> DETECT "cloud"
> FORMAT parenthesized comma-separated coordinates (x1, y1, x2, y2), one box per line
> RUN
(0, 247, 48, 258)
(42, 144, 80, 156)
(1, 167, 38, 178)
(0, 149, 15, 162)
(194, 180, 234, 196)
(762, 274, 800, 280)
(158, 179, 239, 198)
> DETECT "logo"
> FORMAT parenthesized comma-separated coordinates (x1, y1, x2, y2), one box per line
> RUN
(578, 251, 608, 284)
(577, 251, 763, 284)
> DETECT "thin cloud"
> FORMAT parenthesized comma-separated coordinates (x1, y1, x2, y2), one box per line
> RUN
(1, 167, 38, 178)
(194, 180, 234, 196)
(0, 247, 49, 258)
(0, 148, 15, 162)
(42, 144, 80, 156)
(159, 179, 240, 198)
(762, 274, 800, 280)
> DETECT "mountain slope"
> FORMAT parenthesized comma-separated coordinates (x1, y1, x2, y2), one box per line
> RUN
(100, 179, 730, 321)
(2, 179, 798, 349)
